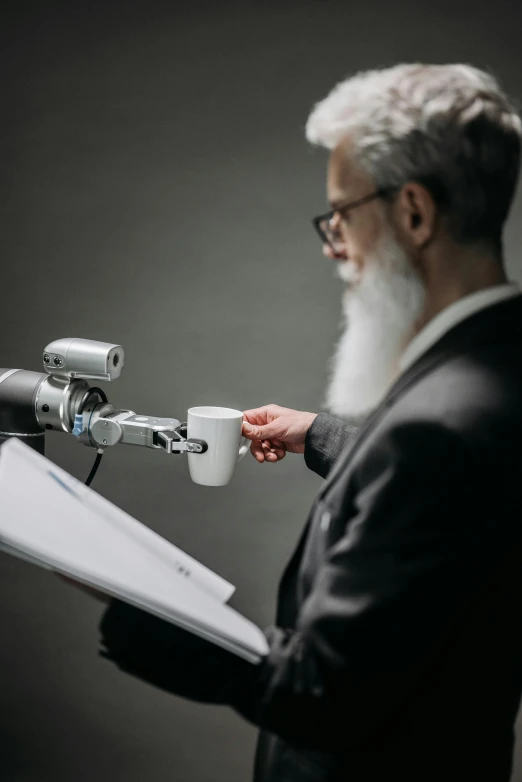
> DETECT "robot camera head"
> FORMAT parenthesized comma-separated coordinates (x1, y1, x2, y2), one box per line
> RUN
(43, 338, 124, 382)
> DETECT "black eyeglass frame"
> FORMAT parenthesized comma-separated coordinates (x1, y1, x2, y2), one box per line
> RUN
(312, 187, 399, 253)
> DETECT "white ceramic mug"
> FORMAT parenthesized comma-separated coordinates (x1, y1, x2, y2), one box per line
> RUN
(187, 406, 249, 486)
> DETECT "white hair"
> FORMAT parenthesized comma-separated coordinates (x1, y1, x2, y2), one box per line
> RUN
(306, 63, 522, 248)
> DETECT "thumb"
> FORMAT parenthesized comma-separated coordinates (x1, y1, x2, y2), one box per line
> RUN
(242, 420, 278, 441)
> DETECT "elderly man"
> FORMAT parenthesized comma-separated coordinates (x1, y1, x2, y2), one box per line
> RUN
(94, 64, 522, 781)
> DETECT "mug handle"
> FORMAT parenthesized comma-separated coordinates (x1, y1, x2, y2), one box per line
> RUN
(237, 435, 250, 461)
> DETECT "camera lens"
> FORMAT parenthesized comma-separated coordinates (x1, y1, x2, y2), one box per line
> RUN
(53, 356, 63, 366)
(113, 353, 120, 367)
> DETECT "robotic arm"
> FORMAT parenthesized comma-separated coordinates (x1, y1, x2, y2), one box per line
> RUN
(0, 338, 208, 485)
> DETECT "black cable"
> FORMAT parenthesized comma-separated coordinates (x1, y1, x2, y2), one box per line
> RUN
(76, 386, 109, 486)
(85, 451, 104, 487)
(77, 386, 108, 415)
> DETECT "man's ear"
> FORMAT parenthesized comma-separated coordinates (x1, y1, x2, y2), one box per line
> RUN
(395, 182, 437, 249)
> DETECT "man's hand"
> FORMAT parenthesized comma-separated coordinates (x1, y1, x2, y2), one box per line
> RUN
(242, 404, 318, 463)
(55, 572, 110, 603)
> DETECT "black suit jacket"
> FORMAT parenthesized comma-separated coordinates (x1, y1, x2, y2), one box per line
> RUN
(99, 293, 522, 782)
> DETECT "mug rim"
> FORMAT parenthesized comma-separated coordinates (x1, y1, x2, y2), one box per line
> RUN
(188, 406, 243, 419)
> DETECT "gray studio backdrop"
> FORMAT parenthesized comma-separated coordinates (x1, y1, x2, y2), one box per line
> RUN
(2, 1, 522, 780)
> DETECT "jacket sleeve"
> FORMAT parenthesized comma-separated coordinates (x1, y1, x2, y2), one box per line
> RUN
(303, 411, 360, 478)
(99, 420, 489, 752)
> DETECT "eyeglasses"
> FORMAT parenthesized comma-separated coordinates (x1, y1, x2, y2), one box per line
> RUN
(312, 187, 398, 255)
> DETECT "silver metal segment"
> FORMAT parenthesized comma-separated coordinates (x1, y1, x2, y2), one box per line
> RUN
(34, 376, 90, 432)
(87, 408, 205, 453)
(0, 368, 22, 385)
(91, 411, 182, 448)
(91, 416, 123, 447)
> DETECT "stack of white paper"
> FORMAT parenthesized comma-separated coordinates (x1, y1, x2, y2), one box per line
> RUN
(0, 437, 268, 664)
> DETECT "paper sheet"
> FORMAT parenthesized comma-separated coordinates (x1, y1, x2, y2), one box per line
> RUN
(0, 438, 269, 663)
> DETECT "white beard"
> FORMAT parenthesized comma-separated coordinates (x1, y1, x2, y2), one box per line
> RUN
(323, 232, 426, 423)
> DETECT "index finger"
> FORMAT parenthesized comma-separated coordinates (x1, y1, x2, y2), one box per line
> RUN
(242, 407, 270, 424)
